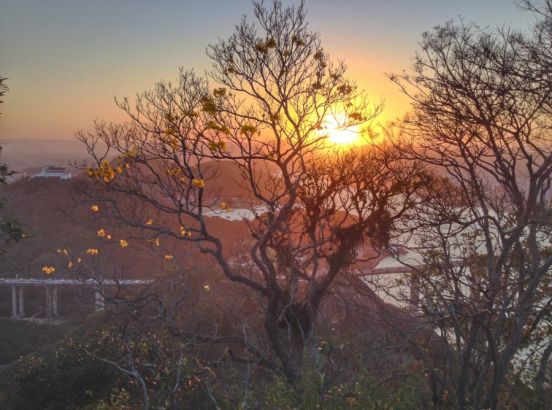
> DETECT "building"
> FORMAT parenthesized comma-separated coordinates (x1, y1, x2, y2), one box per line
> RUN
(34, 166, 72, 180)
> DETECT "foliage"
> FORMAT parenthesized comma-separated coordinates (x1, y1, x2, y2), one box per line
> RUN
(251, 366, 424, 410)
(4, 343, 116, 410)
(0, 319, 73, 365)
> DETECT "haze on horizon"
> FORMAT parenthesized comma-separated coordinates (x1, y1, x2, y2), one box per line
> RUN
(0, 0, 534, 141)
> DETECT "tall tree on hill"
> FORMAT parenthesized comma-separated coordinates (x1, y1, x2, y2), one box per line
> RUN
(388, 2, 552, 408)
(0, 76, 12, 179)
(78, 1, 427, 383)
(0, 76, 7, 107)
(0, 76, 24, 248)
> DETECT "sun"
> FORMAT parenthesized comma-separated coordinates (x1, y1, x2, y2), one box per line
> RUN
(321, 113, 361, 147)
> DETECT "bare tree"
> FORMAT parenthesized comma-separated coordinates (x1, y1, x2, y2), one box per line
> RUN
(387, 3, 552, 408)
(78, 1, 427, 383)
(0, 76, 7, 107)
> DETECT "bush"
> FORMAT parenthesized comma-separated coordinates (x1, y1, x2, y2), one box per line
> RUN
(3, 345, 117, 410)
(230, 364, 425, 409)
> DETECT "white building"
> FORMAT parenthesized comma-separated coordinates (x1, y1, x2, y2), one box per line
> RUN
(34, 166, 72, 180)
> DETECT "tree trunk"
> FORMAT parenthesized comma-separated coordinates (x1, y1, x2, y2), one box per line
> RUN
(534, 342, 552, 408)
(264, 301, 316, 384)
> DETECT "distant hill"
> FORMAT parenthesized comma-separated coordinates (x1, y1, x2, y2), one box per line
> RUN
(0, 167, 254, 280)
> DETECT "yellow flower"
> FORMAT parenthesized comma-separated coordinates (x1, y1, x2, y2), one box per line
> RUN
(180, 226, 193, 238)
(42, 266, 55, 275)
(166, 167, 181, 176)
(91, 204, 100, 212)
(97, 228, 106, 238)
(203, 284, 211, 291)
(95, 160, 116, 183)
(192, 178, 205, 188)
(119, 239, 128, 248)
(86, 248, 99, 255)
(152, 238, 160, 247)
(145, 218, 153, 225)
(220, 202, 232, 212)
(106, 234, 112, 240)
(67, 261, 73, 269)
(164, 254, 173, 261)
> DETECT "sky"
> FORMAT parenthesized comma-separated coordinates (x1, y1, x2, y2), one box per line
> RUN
(0, 0, 536, 140)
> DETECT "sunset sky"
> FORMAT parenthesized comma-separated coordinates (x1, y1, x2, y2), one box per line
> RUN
(0, 0, 534, 140)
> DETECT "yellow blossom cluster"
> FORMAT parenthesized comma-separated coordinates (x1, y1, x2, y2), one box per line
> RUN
(180, 226, 193, 238)
(87, 153, 132, 183)
(52, 248, 81, 271)
(166, 167, 181, 177)
(86, 248, 99, 256)
(192, 178, 205, 188)
(164, 254, 174, 261)
(91, 204, 100, 212)
(119, 239, 128, 248)
(86, 160, 122, 183)
(220, 202, 232, 212)
(97, 228, 112, 240)
(42, 266, 55, 275)
(145, 218, 153, 225)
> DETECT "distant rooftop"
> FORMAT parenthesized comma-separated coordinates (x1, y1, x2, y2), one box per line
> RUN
(33, 166, 72, 180)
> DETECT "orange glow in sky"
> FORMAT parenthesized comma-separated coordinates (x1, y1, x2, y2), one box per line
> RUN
(322, 113, 361, 146)
(0, 1, 531, 141)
